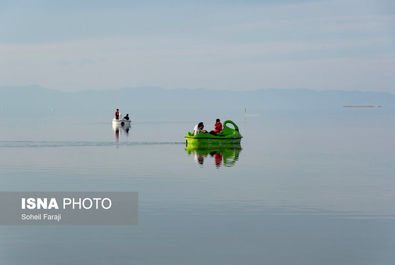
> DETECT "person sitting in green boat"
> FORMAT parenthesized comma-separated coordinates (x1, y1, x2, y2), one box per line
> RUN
(193, 122, 208, 135)
(209, 118, 223, 136)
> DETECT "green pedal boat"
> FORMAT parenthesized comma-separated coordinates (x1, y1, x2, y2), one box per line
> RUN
(185, 120, 243, 147)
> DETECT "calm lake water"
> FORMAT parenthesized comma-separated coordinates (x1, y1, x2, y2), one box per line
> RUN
(0, 108, 395, 265)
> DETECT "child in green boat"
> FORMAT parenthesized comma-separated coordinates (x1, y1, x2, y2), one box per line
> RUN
(193, 122, 208, 135)
(210, 118, 223, 135)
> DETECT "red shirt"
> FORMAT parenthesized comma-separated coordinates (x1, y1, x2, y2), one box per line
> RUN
(115, 111, 119, 119)
(214, 122, 222, 133)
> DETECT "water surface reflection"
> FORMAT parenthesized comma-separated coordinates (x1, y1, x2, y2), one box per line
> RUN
(186, 145, 242, 167)
(112, 123, 131, 141)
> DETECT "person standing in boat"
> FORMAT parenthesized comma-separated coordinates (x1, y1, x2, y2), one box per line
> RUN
(193, 122, 208, 135)
(115, 109, 120, 120)
(210, 119, 223, 135)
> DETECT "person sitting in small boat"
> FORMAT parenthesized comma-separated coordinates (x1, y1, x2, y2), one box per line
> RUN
(115, 109, 120, 120)
(193, 122, 208, 135)
(210, 118, 223, 135)
(124, 114, 130, 120)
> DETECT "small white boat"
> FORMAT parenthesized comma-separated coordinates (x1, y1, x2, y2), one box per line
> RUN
(112, 118, 131, 127)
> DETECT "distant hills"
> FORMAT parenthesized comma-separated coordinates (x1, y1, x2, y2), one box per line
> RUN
(0, 86, 394, 120)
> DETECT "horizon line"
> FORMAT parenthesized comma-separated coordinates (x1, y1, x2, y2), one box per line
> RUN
(1, 84, 395, 95)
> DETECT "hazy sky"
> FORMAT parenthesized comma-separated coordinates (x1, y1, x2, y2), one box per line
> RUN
(1, 0, 394, 92)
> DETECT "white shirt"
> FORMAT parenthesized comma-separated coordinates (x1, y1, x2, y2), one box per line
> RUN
(193, 124, 202, 135)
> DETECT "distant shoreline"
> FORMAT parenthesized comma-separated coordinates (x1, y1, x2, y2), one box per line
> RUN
(343, 105, 383, 108)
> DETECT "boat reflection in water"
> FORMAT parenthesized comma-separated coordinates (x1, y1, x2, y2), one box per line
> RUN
(185, 145, 242, 168)
(112, 122, 131, 142)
